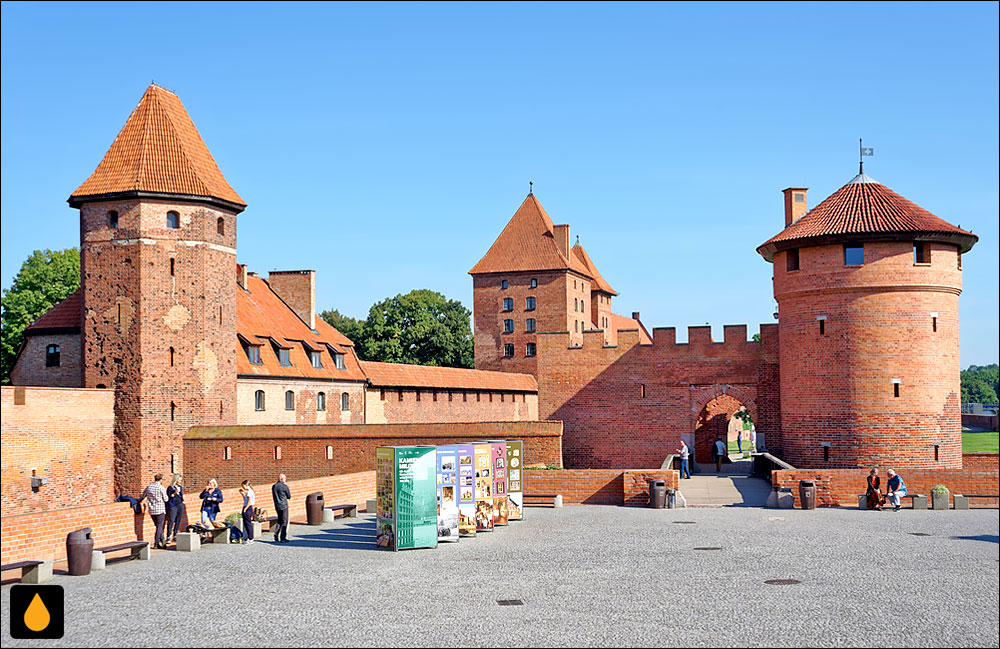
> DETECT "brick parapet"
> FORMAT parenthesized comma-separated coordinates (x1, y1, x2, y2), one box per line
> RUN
(521, 468, 679, 506)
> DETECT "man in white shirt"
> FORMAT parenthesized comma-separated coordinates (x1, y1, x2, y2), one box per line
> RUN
(677, 441, 691, 479)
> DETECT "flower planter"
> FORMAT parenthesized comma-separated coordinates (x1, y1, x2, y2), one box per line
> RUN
(931, 487, 950, 510)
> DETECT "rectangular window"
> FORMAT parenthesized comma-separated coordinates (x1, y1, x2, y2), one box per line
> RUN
(526, 342, 536, 357)
(504, 319, 514, 333)
(526, 318, 536, 332)
(844, 243, 864, 265)
(501, 279, 508, 289)
(277, 348, 291, 367)
(310, 350, 322, 368)
(46, 344, 61, 367)
(503, 297, 514, 311)
(818, 317, 826, 335)
(640, 384, 646, 398)
(504, 344, 514, 357)
(530, 278, 537, 288)
(247, 345, 262, 365)
(285, 391, 295, 410)
(525, 296, 536, 311)
(786, 248, 799, 272)
(913, 242, 930, 264)
(892, 379, 901, 398)
(335, 353, 346, 370)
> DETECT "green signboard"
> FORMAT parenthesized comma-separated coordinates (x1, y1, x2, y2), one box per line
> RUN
(376, 446, 438, 551)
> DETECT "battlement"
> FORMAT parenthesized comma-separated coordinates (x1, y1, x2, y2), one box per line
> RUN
(544, 322, 778, 354)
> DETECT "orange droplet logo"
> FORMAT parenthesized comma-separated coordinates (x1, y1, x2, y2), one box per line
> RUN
(24, 592, 50, 632)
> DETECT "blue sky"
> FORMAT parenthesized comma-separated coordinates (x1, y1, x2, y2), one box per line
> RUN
(2, 1, 997, 366)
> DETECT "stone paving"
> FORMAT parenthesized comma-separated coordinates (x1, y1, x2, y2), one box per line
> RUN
(2, 506, 998, 647)
(679, 457, 772, 507)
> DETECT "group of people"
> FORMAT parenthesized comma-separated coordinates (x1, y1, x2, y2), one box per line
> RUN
(865, 468, 908, 512)
(675, 437, 734, 478)
(136, 473, 293, 547)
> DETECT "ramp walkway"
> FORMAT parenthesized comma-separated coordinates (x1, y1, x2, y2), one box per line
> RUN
(677, 457, 772, 507)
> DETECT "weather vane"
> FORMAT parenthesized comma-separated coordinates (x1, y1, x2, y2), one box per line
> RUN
(859, 138, 874, 174)
(529, 180, 533, 196)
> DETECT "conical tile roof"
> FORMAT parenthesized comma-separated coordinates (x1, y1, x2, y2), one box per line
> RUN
(571, 243, 616, 295)
(757, 173, 977, 261)
(69, 84, 245, 209)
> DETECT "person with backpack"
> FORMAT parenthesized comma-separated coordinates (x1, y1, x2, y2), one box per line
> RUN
(240, 480, 256, 544)
(271, 474, 291, 543)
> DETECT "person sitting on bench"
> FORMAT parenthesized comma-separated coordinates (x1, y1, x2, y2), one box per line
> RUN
(885, 469, 907, 512)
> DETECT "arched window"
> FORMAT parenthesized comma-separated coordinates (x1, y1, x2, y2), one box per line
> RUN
(254, 390, 265, 411)
(341, 392, 350, 411)
(46, 344, 61, 367)
(326, 445, 334, 460)
(108, 211, 119, 229)
(317, 392, 326, 411)
(217, 217, 225, 236)
(274, 445, 282, 460)
(285, 390, 295, 410)
(224, 446, 232, 460)
(166, 211, 180, 229)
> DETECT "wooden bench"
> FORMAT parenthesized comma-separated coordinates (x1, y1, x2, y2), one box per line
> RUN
(92, 541, 150, 570)
(326, 503, 358, 521)
(1, 560, 53, 584)
(954, 494, 999, 510)
(523, 493, 563, 508)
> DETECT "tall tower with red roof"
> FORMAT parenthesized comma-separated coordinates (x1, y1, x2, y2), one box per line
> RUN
(758, 172, 978, 470)
(69, 85, 246, 493)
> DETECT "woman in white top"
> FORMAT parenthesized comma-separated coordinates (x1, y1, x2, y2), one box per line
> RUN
(240, 480, 256, 544)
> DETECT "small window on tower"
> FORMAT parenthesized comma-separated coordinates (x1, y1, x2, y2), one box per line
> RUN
(914, 242, 930, 264)
(844, 242, 864, 265)
(46, 344, 61, 367)
(786, 248, 799, 272)
(526, 342, 536, 357)
(818, 316, 826, 335)
(108, 211, 119, 229)
(169, 346, 175, 367)
(170, 258, 175, 277)
(217, 217, 225, 236)
(317, 392, 326, 411)
(327, 445, 334, 460)
(892, 380, 901, 398)
(167, 211, 180, 229)
(224, 446, 232, 460)
(530, 278, 537, 288)
(501, 279, 508, 290)
(341, 392, 350, 411)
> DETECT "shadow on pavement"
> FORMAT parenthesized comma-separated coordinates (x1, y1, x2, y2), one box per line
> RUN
(951, 534, 999, 544)
(276, 520, 379, 551)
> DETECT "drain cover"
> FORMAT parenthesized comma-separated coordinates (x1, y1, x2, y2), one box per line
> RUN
(673, 521, 696, 525)
(497, 600, 523, 606)
(694, 546, 722, 551)
(765, 579, 801, 586)
(909, 532, 931, 537)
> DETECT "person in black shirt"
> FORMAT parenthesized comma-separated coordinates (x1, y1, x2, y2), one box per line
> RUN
(271, 474, 291, 543)
(166, 474, 186, 542)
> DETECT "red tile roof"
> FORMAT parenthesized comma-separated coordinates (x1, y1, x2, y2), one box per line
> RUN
(360, 361, 538, 392)
(237, 272, 366, 381)
(24, 289, 82, 334)
(572, 244, 617, 295)
(607, 312, 652, 345)
(69, 84, 245, 209)
(758, 174, 977, 261)
(469, 194, 592, 277)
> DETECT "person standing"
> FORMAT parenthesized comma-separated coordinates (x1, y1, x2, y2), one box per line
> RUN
(200, 478, 223, 526)
(165, 474, 186, 542)
(241, 480, 256, 544)
(737, 430, 743, 454)
(885, 469, 907, 512)
(271, 474, 291, 543)
(714, 438, 726, 473)
(677, 441, 691, 480)
(139, 473, 169, 549)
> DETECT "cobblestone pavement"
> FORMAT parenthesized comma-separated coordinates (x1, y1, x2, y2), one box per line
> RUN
(3, 506, 998, 647)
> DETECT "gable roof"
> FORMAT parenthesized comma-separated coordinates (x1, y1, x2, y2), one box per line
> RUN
(469, 194, 591, 277)
(69, 84, 245, 210)
(571, 243, 617, 295)
(360, 361, 538, 392)
(758, 173, 977, 261)
(24, 289, 82, 334)
(605, 312, 652, 345)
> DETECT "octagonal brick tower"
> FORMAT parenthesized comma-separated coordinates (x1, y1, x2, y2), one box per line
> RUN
(757, 172, 977, 470)
(69, 84, 246, 493)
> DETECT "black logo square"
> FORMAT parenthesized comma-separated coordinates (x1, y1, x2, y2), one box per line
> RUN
(9, 584, 64, 639)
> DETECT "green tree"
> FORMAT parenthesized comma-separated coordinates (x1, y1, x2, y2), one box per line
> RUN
(319, 309, 364, 348)
(359, 289, 473, 368)
(961, 364, 999, 404)
(1, 248, 81, 384)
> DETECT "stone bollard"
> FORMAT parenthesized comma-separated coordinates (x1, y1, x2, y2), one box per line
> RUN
(553, 495, 563, 508)
(858, 495, 868, 510)
(953, 495, 970, 510)
(91, 550, 106, 571)
(366, 498, 377, 514)
(323, 509, 337, 523)
(176, 532, 200, 552)
(777, 488, 795, 509)
(22, 560, 54, 584)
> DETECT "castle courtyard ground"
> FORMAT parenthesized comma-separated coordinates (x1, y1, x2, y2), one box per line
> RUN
(3, 506, 998, 648)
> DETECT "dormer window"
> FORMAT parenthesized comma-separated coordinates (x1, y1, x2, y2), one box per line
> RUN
(310, 350, 322, 368)
(277, 348, 291, 367)
(334, 353, 346, 370)
(246, 345, 262, 365)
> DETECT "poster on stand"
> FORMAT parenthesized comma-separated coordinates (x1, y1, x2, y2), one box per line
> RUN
(473, 443, 494, 532)
(436, 445, 460, 542)
(376, 446, 438, 551)
(505, 440, 524, 521)
(457, 444, 476, 537)
(490, 441, 509, 526)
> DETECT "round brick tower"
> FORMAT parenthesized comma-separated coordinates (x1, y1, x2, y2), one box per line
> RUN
(757, 172, 978, 470)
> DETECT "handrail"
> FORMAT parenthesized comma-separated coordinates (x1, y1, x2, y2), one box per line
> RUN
(751, 452, 796, 481)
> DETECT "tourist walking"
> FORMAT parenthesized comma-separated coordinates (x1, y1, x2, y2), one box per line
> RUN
(200, 478, 223, 526)
(677, 441, 692, 479)
(165, 474, 186, 542)
(139, 473, 169, 549)
(714, 438, 727, 473)
(865, 468, 884, 511)
(885, 469, 907, 512)
(241, 480, 256, 544)
(272, 473, 291, 543)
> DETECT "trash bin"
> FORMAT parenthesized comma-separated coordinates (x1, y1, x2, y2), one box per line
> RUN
(649, 480, 666, 509)
(306, 492, 324, 525)
(66, 527, 94, 576)
(799, 479, 817, 510)
(667, 488, 676, 510)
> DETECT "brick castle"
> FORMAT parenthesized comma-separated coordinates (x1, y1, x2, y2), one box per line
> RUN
(7, 84, 981, 496)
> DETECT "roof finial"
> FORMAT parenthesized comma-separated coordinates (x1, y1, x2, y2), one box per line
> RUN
(575, 235, 580, 247)
(859, 138, 873, 175)
(528, 180, 533, 196)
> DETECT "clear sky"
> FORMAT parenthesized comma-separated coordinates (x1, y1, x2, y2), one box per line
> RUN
(2, 1, 997, 366)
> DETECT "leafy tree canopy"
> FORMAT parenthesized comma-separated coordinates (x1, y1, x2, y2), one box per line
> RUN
(961, 364, 999, 404)
(319, 309, 364, 347)
(1, 248, 81, 384)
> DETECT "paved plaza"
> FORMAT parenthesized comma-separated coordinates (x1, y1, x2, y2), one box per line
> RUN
(3, 505, 998, 647)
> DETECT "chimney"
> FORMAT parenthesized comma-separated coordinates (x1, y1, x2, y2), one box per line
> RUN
(631, 311, 641, 321)
(268, 270, 316, 329)
(237, 264, 248, 289)
(553, 224, 570, 258)
(782, 188, 808, 227)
